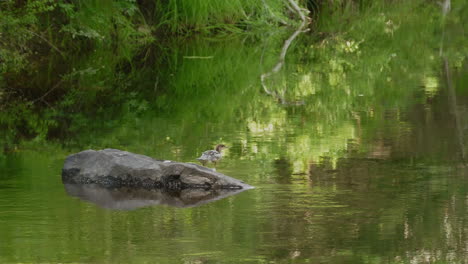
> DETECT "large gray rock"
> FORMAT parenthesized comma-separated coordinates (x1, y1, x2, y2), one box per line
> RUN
(62, 149, 253, 190)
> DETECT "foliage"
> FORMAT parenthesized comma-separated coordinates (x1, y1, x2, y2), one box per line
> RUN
(32, 0, 465, 174)
(0, 0, 301, 149)
(0, 0, 466, 156)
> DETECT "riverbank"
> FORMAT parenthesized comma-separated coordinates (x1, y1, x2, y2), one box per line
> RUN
(0, 0, 466, 152)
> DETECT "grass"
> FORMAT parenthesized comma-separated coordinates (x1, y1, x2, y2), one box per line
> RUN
(153, 0, 291, 34)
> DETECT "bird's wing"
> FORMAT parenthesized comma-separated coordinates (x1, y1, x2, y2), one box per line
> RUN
(198, 150, 220, 160)
(203, 150, 219, 155)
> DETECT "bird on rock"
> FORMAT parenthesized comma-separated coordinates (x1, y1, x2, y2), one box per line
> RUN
(197, 144, 228, 167)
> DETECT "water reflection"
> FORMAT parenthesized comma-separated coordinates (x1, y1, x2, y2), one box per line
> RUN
(64, 184, 250, 210)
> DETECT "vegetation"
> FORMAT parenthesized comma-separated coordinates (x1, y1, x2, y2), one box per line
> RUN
(0, 0, 466, 152)
(0, 0, 301, 149)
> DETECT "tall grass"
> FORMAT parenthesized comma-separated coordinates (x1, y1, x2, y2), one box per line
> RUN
(153, 0, 290, 33)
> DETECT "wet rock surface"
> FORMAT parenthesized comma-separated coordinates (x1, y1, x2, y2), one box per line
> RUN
(62, 149, 253, 190)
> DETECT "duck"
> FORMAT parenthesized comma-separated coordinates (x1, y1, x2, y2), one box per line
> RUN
(197, 144, 228, 167)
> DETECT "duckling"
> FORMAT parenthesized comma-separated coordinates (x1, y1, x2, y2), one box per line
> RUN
(197, 144, 228, 167)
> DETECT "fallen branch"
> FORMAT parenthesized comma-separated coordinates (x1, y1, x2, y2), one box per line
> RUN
(260, 0, 309, 104)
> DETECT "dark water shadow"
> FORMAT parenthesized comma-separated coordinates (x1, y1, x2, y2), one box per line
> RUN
(64, 184, 251, 210)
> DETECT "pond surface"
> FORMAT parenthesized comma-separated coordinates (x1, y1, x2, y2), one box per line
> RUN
(1, 4, 468, 263)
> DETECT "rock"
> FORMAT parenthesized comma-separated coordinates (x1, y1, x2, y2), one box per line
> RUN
(62, 149, 253, 190)
(64, 184, 249, 210)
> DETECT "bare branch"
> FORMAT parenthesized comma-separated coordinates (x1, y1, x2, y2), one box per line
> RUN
(260, 0, 309, 105)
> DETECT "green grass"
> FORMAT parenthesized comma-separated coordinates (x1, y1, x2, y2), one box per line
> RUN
(153, 0, 291, 34)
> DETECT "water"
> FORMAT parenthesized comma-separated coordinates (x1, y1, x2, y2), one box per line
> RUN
(1, 4, 468, 264)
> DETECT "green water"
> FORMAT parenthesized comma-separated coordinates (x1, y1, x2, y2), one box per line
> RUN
(1, 2, 468, 264)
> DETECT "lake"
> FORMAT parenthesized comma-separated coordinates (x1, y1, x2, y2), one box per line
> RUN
(1, 2, 467, 263)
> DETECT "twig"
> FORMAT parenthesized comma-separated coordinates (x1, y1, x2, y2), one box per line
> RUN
(286, 0, 308, 24)
(25, 29, 65, 57)
(32, 79, 64, 104)
(183, 56, 214, 59)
